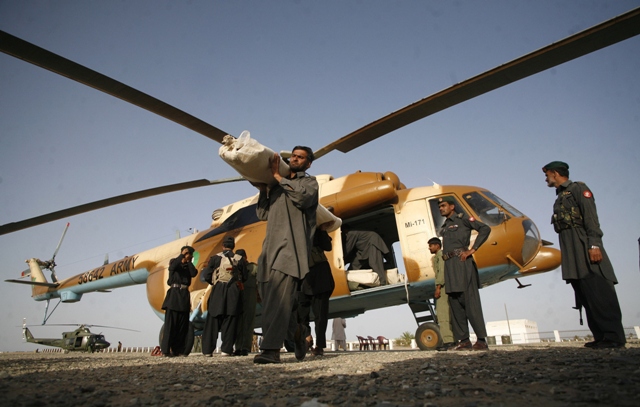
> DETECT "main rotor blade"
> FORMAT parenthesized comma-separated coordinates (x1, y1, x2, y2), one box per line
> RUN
(0, 176, 245, 236)
(0, 30, 230, 143)
(314, 7, 640, 159)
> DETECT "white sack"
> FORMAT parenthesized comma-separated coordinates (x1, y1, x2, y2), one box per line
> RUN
(219, 131, 342, 232)
(219, 131, 290, 186)
(317, 203, 342, 232)
(346, 269, 380, 287)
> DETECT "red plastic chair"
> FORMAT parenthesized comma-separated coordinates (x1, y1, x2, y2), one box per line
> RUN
(367, 336, 378, 350)
(357, 336, 370, 350)
(377, 336, 389, 350)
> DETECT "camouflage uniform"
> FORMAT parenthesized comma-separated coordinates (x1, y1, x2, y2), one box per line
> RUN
(552, 180, 625, 344)
(432, 249, 454, 344)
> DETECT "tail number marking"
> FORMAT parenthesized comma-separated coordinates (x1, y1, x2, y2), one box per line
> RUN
(78, 256, 138, 285)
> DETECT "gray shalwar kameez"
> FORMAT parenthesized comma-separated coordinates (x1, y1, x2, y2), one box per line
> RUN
(256, 171, 318, 350)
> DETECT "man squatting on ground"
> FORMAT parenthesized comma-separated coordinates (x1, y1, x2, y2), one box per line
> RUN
(438, 196, 491, 351)
(542, 161, 625, 348)
(252, 146, 319, 364)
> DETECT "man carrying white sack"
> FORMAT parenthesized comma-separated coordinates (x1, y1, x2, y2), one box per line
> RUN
(252, 146, 319, 364)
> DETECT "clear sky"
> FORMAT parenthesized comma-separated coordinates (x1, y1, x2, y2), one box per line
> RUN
(1, 1, 639, 352)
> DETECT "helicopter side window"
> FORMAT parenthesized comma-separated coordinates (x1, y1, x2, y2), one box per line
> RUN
(462, 192, 506, 226)
(428, 196, 467, 235)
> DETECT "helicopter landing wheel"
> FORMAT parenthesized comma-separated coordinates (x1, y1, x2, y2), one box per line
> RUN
(415, 322, 442, 351)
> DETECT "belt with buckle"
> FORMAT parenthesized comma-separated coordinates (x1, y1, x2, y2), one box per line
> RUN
(171, 284, 188, 289)
(443, 248, 463, 261)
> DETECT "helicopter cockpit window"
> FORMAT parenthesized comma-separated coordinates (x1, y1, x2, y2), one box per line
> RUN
(463, 192, 506, 226)
(481, 191, 525, 218)
(428, 196, 467, 235)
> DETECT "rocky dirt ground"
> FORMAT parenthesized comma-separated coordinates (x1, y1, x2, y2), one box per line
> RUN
(1, 342, 639, 407)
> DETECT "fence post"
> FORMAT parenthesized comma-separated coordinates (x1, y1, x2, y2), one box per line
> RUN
(554, 330, 561, 342)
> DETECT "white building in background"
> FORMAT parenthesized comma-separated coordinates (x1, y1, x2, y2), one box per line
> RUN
(485, 319, 540, 344)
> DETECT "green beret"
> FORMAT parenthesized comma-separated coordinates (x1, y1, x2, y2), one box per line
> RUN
(542, 161, 569, 172)
(438, 196, 455, 204)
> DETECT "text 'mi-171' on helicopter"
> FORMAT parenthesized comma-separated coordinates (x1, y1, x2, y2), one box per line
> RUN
(2, 7, 640, 351)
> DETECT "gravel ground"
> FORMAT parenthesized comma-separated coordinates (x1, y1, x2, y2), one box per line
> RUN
(1, 342, 639, 407)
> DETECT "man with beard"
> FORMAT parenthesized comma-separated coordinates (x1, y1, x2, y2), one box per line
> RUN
(252, 146, 319, 364)
(542, 161, 625, 349)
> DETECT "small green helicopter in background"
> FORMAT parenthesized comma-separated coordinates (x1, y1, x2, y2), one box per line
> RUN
(22, 319, 136, 353)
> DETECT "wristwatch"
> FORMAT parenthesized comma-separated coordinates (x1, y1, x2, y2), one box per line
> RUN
(590, 245, 599, 250)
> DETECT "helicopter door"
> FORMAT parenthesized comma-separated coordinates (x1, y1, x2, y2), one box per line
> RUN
(396, 199, 437, 282)
(326, 227, 349, 296)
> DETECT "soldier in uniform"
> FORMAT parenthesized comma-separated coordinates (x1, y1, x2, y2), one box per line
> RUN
(438, 196, 491, 351)
(542, 161, 625, 348)
(428, 237, 455, 350)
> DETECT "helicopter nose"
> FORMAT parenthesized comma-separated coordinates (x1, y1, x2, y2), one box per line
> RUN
(97, 340, 110, 349)
(519, 246, 561, 275)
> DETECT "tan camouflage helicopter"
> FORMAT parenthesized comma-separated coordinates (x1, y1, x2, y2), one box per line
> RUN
(2, 7, 639, 352)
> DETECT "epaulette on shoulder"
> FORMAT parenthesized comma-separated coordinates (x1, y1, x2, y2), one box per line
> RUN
(457, 213, 464, 219)
(570, 181, 589, 191)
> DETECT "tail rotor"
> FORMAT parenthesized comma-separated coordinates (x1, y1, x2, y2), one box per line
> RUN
(38, 222, 70, 283)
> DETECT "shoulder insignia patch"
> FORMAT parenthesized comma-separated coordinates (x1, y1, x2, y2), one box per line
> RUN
(583, 191, 592, 198)
(469, 216, 475, 222)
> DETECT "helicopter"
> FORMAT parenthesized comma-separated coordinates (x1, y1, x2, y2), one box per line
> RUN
(2, 6, 640, 353)
(21, 319, 135, 353)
